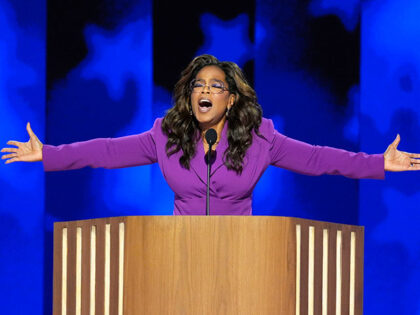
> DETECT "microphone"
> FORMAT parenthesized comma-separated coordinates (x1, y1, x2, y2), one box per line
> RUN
(205, 128, 217, 147)
(205, 128, 217, 216)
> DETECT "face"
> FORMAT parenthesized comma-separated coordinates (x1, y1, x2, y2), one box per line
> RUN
(190, 65, 235, 131)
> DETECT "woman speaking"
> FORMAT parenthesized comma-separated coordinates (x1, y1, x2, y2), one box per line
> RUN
(2, 54, 420, 215)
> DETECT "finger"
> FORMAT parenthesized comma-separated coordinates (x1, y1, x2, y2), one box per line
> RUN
(4, 156, 21, 164)
(410, 158, 420, 164)
(6, 140, 22, 147)
(409, 163, 420, 171)
(1, 153, 18, 160)
(404, 152, 420, 158)
(1, 147, 19, 153)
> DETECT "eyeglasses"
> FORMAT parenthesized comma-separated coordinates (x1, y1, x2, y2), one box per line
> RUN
(190, 79, 229, 94)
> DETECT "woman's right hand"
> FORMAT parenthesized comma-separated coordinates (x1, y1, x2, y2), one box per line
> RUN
(1, 122, 43, 164)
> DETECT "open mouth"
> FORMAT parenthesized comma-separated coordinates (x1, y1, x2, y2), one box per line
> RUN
(198, 99, 212, 113)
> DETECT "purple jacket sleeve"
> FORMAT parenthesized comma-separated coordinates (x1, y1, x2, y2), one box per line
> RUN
(267, 127, 385, 180)
(42, 119, 160, 171)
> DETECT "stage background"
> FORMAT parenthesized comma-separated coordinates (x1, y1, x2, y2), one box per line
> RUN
(0, 0, 419, 313)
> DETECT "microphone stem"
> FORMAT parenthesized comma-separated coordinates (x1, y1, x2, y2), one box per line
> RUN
(206, 146, 212, 216)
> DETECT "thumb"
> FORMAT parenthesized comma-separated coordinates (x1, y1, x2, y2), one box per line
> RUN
(26, 122, 36, 138)
(392, 134, 400, 149)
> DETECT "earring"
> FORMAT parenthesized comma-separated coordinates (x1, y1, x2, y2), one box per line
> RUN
(226, 107, 230, 118)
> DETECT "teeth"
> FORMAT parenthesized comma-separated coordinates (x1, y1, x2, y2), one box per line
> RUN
(199, 99, 212, 107)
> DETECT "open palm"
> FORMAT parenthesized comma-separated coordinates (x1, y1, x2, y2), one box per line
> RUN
(1, 123, 43, 164)
(384, 134, 420, 171)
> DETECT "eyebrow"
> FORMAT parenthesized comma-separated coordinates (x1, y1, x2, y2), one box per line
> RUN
(195, 78, 225, 83)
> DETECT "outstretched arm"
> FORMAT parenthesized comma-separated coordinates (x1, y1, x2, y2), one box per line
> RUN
(41, 132, 157, 171)
(269, 130, 385, 179)
(2, 121, 159, 171)
(269, 130, 420, 178)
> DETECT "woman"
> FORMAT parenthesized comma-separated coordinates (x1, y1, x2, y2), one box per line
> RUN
(2, 54, 420, 215)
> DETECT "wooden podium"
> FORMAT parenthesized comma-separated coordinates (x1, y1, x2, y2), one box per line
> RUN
(53, 216, 364, 315)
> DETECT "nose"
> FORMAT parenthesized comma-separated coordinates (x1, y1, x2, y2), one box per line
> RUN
(201, 85, 211, 93)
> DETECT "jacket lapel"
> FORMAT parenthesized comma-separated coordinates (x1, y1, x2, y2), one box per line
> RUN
(189, 121, 229, 184)
(189, 136, 208, 185)
(209, 122, 228, 176)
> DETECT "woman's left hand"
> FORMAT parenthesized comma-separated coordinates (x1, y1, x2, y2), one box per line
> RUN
(384, 134, 420, 171)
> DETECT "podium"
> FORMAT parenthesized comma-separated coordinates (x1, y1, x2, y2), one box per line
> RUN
(53, 216, 364, 314)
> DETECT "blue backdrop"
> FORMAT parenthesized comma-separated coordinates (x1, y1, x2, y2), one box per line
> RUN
(360, 0, 420, 313)
(0, 0, 419, 313)
(0, 0, 45, 313)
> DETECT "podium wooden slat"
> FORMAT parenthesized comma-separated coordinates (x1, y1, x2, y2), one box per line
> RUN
(341, 226, 351, 315)
(66, 225, 76, 315)
(355, 227, 365, 314)
(300, 223, 309, 315)
(314, 225, 324, 314)
(53, 223, 63, 315)
(110, 218, 120, 315)
(80, 223, 91, 315)
(328, 226, 337, 315)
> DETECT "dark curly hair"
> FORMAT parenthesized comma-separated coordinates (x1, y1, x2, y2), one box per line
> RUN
(162, 54, 263, 174)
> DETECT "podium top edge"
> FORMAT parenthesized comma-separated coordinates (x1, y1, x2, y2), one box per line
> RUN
(53, 215, 364, 229)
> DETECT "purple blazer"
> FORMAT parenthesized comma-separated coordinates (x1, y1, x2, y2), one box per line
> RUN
(42, 118, 384, 215)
